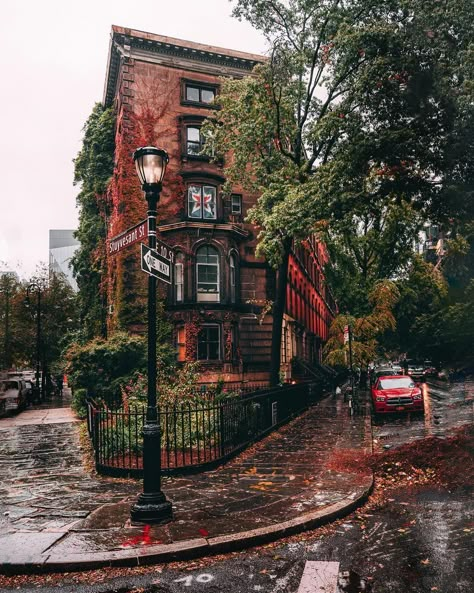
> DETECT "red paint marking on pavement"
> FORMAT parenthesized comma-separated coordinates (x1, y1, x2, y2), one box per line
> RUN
(297, 561, 340, 593)
(121, 524, 161, 547)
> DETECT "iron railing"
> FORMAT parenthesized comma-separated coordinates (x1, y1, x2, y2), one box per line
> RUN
(86, 382, 321, 477)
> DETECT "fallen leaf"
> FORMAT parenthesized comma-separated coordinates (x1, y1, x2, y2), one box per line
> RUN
(199, 528, 209, 537)
(421, 558, 430, 565)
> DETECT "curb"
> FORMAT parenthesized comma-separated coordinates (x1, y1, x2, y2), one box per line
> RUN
(0, 477, 374, 575)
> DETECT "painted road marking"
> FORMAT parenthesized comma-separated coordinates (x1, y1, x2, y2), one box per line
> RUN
(297, 561, 340, 593)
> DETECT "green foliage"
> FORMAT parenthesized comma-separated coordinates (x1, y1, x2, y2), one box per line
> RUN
(72, 103, 115, 339)
(208, 0, 474, 270)
(71, 388, 88, 419)
(64, 331, 146, 404)
(101, 363, 239, 457)
(324, 280, 400, 367)
(0, 265, 79, 371)
(204, 0, 474, 368)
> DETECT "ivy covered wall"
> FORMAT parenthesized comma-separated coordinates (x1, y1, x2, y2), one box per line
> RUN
(72, 103, 115, 339)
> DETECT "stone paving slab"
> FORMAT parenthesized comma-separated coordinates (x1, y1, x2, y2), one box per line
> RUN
(0, 408, 78, 428)
(0, 393, 373, 573)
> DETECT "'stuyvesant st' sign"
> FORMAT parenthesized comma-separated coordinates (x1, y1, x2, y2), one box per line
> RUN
(108, 220, 148, 255)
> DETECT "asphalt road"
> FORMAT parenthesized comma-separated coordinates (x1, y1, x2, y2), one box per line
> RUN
(1, 380, 472, 593)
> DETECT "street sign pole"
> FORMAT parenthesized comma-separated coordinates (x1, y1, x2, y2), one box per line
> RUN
(130, 185, 172, 525)
(348, 325, 354, 396)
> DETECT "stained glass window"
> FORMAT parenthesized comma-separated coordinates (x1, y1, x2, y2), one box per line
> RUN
(188, 185, 216, 219)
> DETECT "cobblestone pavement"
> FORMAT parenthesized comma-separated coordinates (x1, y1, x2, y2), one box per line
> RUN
(0, 393, 373, 572)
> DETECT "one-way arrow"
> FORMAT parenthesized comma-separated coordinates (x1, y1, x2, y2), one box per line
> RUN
(141, 244, 172, 284)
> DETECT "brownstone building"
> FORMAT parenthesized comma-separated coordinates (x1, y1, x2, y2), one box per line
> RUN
(103, 26, 336, 386)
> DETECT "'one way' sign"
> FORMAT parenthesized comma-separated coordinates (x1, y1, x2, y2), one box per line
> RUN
(141, 244, 172, 284)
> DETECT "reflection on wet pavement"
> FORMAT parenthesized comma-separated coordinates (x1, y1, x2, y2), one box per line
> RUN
(372, 380, 473, 450)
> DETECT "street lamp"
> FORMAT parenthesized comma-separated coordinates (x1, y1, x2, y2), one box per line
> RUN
(130, 146, 173, 525)
(26, 282, 43, 401)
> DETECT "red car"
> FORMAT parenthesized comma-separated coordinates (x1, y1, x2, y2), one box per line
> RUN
(371, 375, 424, 414)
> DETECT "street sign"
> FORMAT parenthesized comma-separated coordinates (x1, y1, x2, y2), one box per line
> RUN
(141, 244, 172, 284)
(154, 238, 175, 264)
(343, 325, 350, 344)
(108, 220, 148, 255)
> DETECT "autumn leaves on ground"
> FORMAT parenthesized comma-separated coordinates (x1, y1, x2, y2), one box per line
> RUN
(328, 425, 474, 499)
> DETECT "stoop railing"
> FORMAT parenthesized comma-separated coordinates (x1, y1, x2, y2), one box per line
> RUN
(86, 382, 323, 477)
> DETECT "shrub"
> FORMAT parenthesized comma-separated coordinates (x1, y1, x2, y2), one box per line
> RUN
(72, 388, 88, 419)
(64, 332, 146, 405)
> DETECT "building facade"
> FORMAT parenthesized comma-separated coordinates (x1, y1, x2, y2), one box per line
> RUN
(103, 26, 336, 385)
(49, 230, 79, 292)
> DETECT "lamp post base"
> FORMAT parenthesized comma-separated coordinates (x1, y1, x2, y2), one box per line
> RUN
(130, 491, 173, 525)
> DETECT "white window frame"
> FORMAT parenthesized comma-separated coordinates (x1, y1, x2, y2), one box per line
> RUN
(196, 246, 220, 302)
(230, 254, 236, 303)
(231, 194, 242, 215)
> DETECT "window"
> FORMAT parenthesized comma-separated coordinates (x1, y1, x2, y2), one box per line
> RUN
(176, 326, 186, 362)
(186, 126, 204, 156)
(174, 253, 184, 303)
(231, 194, 242, 215)
(230, 254, 236, 303)
(196, 245, 220, 302)
(198, 325, 220, 360)
(185, 83, 216, 105)
(188, 184, 217, 220)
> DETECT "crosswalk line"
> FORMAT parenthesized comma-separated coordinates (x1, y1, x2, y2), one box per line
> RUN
(297, 561, 340, 593)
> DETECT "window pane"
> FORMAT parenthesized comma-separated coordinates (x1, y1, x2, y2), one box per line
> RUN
(187, 142, 201, 155)
(197, 246, 218, 263)
(187, 128, 202, 155)
(231, 194, 242, 214)
(198, 326, 220, 360)
(202, 186, 216, 219)
(175, 262, 184, 302)
(187, 127, 200, 142)
(198, 266, 218, 292)
(201, 89, 215, 103)
(188, 185, 202, 218)
(186, 86, 200, 102)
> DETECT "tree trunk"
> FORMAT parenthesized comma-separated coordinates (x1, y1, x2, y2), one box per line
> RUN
(269, 239, 292, 387)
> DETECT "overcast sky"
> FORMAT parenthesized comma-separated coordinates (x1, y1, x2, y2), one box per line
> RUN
(0, 0, 266, 279)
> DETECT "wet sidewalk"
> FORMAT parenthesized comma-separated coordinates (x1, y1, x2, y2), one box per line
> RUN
(0, 392, 373, 573)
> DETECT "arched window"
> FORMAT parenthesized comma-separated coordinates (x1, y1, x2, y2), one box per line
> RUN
(230, 253, 236, 303)
(196, 245, 220, 302)
(174, 252, 184, 303)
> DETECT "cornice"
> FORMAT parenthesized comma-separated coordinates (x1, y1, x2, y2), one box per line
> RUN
(103, 26, 265, 108)
(159, 221, 249, 239)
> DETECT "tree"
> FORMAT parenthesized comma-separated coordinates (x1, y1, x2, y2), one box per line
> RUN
(323, 280, 400, 368)
(72, 104, 115, 340)
(0, 271, 21, 368)
(205, 0, 474, 382)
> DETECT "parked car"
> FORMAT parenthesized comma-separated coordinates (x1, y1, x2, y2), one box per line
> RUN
(0, 379, 28, 414)
(423, 361, 437, 378)
(371, 375, 424, 414)
(370, 367, 397, 385)
(405, 359, 425, 381)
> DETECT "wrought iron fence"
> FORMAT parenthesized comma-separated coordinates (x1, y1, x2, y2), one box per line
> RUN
(86, 382, 321, 477)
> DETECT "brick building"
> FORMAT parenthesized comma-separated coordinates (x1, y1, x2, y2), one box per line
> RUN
(103, 26, 336, 386)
